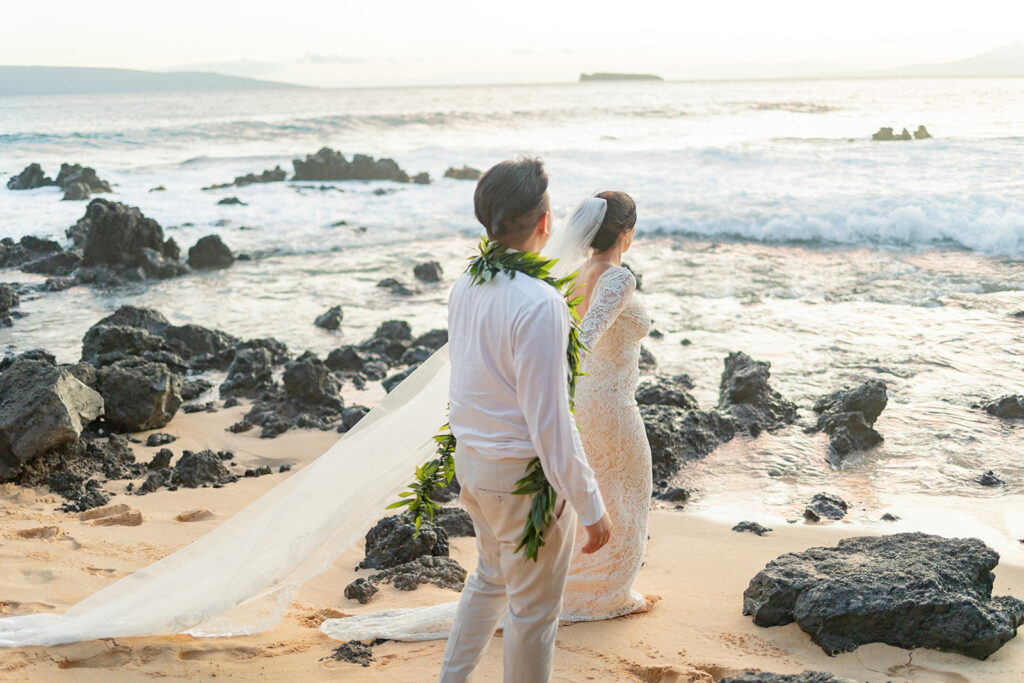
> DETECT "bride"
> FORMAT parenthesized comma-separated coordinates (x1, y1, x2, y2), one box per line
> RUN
(321, 190, 653, 641)
(0, 191, 652, 648)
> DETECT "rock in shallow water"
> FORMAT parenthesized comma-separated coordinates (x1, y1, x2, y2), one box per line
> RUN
(803, 493, 848, 522)
(413, 260, 443, 283)
(6, 163, 55, 190)
(977, 470, 1005, 487)
(742, 532, 1024, 659)
(813, 379, 887, 464)
(640, 404, 736, 480)
(985, 395, 1024, 420)
(187, 234, 234, 270)
(718, 351, 797, 436)
(314, 305, 343, 331)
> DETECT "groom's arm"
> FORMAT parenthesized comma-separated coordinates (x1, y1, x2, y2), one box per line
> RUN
(512, 295, 606, 527)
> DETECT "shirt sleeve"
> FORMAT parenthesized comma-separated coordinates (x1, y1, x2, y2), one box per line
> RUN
(512, 294, 606, 526)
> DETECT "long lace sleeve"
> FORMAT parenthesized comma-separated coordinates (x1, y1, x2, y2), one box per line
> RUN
(579, 267, 637, 350)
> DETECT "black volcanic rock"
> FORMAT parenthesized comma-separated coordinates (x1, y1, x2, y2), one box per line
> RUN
(325, 642, 373, 666)
(413, 260, 443, 283)
(6, 163, 55, 190)
(238, 352, 345, 437)
(69, 199, 184, 278)
(145, 432, 176, 447)
(813, 379, 888, 464)
(344, 555, 466, 605)
(1, 235, 63, 270)
(0, 284, 19, 314)
(443, 166, 482, 181)
(985, 395, 1024, 420)
(978, 470, 1005, 487)
(204, 166, 286, 190)
(170, 449, 237, 488)
(413, 329, 448, 351)
(377, 278, 416, 296)
(432, 507, 475, 538)
(718, 352, 797, 437)
(742, 532, 1024, 659)
(635, 374, 698, 410)
(163, 323, 240, 371)
(292, 148, 413, 183)
(187, 234, 234, 270)
(96, 359, 182, 432)
(358, 513, 449, 570)
(217, 196, 246, 206)
(803, 493, 848, 522)
(638, 345, 657, 373)
(733, 521, 772, 536)
(219, 347, 275, 398)
(325, 345, 365, 373)
(55, 163, 111, 194)
(282, 352, 342, 407)
(12, 433, 146, 510)
(0, 359, 104, 481)
(640, 404, 736, 480)
(720, 673, 855, 683)
(314, 305, 343, 331)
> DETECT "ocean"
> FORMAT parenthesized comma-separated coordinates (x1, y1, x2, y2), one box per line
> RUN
(1, 77, 1022, 554)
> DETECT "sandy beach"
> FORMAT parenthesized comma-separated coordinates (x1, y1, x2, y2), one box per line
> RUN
(0, 408, 1020, 682)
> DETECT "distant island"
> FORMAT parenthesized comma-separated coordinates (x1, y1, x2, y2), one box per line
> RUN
(0, 66, 305, 97)
(579, 72, 664, 83)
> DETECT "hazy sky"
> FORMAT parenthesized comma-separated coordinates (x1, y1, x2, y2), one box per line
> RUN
(3, 0, 1023, 86)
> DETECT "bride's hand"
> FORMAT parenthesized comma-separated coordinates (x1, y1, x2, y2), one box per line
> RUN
(581, 512, 613, 554)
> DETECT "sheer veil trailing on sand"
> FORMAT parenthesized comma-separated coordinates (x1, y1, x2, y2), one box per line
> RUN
(0, 197, 606, 648)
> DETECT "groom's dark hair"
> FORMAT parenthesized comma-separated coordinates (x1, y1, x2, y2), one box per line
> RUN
(474, 157, 548, 243)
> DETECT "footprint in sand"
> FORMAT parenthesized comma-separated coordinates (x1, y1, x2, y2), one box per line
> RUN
(174, 509, 214, 523)
(83, 566, 121, 577)
(79, 504, 143, 527)
(16, 526, 65, 539)
(177, 645, 264, 662)
(19, 569, 56, 585)
(58, 642, 133, 669)
(0, 600, 56, 616)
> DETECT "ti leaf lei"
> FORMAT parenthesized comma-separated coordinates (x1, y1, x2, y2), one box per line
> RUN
(388, 237, 585, 562)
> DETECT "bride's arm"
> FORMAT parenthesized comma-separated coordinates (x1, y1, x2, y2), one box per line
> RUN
(579, 267, 636, 350)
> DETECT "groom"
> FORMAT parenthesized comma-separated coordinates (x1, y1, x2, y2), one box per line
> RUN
(440, 158, 613, 682)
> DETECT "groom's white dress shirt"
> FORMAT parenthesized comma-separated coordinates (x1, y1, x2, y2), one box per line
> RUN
(447, 270, 606, 527)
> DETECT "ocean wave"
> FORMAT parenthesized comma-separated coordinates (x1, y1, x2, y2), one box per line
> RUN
(649, 197, 1024, 257)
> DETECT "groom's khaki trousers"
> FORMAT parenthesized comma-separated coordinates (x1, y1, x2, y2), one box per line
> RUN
(439, 444, 577, 683)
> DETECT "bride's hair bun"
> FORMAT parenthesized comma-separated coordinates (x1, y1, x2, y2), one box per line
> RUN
(590, 191, 636, 252)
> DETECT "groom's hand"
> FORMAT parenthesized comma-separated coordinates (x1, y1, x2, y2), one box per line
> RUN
(581, 512, 613, 554)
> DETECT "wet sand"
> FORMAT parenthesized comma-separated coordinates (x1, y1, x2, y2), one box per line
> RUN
(1, 410, 1022, 681)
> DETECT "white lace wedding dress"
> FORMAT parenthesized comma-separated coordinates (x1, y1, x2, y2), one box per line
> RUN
(321, 264, 652, 641)
(562, 265, 653, 620)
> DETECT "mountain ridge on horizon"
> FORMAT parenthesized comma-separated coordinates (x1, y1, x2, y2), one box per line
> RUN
(0, 65, 306, 97)
(3, 42, 1023, 95)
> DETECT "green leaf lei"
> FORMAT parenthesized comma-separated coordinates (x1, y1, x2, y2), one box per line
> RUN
(388, 237, 586, 561)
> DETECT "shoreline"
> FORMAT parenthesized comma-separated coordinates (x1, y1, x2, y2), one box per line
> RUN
(1, 409, 1022, 681)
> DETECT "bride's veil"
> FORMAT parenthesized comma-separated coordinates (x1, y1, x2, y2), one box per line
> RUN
(544, 194, 607, 278)
(0, 197, 608, 648)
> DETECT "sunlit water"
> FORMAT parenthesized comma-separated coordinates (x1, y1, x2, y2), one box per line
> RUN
(1, 78, 1022, 557)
